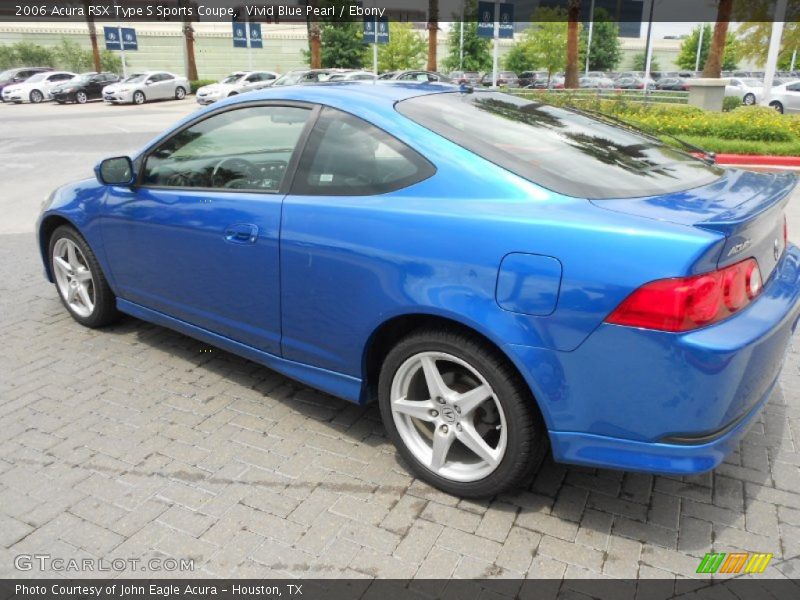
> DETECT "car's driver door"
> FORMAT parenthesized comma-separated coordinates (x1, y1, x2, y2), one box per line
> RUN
(101, 103, 316, 354)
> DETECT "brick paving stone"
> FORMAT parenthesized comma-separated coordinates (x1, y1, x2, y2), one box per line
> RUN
(2, 228, 800, 580)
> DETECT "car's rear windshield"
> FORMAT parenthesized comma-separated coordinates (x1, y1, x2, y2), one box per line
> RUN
(396, 92, 723, 199)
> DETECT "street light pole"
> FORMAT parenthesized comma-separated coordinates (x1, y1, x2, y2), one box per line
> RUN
(695, 23, 704, 73)
(491, 0, 499, 88)
(585, 0, 595, 75)
(643, 0, 656, 96)
(761, 0, 787, 106)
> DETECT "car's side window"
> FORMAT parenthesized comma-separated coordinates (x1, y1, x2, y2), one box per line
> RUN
(291, 107, 435, 196)
(788, 83, 800, 92)
(142, 105, 312, 192)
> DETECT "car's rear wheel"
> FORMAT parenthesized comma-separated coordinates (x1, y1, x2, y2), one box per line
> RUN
(743, 93, 756, 105)
(29, 89, 43, 103)
(175, 86, 186, 100)
(133, 91, 146, 105)
(75, 91, 88, 104)
(770, 100, 784, 113)
(378, 328, 547, 498)
(49, 225, 119, 328)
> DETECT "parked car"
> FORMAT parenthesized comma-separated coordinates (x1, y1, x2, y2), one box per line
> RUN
(768, 80, 800, 113)
(37, 85, 800, 497)
(0, 66, 52, 101)
(272, 69, 343, 86)
(196, 71, 280, 105)
(102, 72, 189, 105)
(448, 71, 481, 86)
(1, 71, 76, 103)
(480, 72, 519, 87)
(584, 71, 608, 79)
(51, 72, 120, 104)
(517, 71, 547, 87)
(614, 76, 655, 90)
(527, 75, 564, 89)
(379, 70, 452, 83)
(579, 76, 615, 89)
(615, 71, 645, 79)
(324, 71, 377, 82)
(725, 77, 769, 105)
(655, 77, 689, 91)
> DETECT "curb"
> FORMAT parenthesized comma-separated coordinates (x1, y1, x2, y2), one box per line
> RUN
(713, 154, 800, 167)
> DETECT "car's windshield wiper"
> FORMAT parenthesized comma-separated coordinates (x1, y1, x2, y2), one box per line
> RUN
(568, 106, 717, 166)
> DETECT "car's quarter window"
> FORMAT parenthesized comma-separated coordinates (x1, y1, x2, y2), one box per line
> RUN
(397, 91, 723, 199)
(291, 107, 435, 196)
(142, 105, 312, 192)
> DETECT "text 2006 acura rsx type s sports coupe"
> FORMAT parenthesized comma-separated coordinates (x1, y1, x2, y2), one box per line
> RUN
(37, 83, 800, 497)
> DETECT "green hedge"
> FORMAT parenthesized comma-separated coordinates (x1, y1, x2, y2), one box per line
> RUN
(512, 92, 800, 152)
(189, 79, 217, 94)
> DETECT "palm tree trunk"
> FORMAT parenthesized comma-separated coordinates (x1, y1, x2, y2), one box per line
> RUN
(427, 0, 438, 72)
(181, 0, 198, 81)
(565, 0, 581, 88)
(310, 24, 322, 68)
(702, 0, 733, 77)
(83, 0, 101, 72)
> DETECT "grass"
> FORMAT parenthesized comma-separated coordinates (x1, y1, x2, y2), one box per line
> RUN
(661, 135, 800, 157)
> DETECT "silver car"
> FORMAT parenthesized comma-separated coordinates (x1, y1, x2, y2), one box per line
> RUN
(725, 77, 767, 105)
(768, 80, 800, 114)
(102, 71, 189, 105)
(1, 71, 77, 103)
(195, 71, 279, 105)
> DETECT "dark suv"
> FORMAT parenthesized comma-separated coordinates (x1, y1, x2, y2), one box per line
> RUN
(0, 67, 53, 101)
(52, 72, 120, 104)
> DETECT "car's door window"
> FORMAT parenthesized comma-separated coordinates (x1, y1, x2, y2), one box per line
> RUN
(161, 73, 175, 81)
(787, 83, 800, 92)
(142, 105, 312, 192)
(291, 107, 435, 196)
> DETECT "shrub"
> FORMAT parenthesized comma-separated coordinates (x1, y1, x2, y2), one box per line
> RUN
(723, 96, 742, 112)
(190, 79, 216, 94)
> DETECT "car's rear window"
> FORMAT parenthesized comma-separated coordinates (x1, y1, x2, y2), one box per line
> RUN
(397, 92, 723, 199)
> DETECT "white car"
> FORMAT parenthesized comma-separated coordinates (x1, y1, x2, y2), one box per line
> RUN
(724, 77, 769, 105)
(767, 80, 800, 114)
(324, 71, 377, 82)
(195, 71, 279, 105)
(2, 71, 77, 103)
(102, 71, 189, 105)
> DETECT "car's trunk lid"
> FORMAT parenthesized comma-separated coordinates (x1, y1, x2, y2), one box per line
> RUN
(591, 169, 797, 278)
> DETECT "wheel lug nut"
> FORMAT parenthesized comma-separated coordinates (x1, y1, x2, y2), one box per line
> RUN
(456, 423, 462, 432)
(436, 397, 446, 405)
(455, 406, 461, 414)
(441, 424, 449, 434)
(429, 410, 439, 418)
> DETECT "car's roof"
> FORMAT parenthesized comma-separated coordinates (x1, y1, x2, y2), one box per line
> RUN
(218, 81, 459, 109)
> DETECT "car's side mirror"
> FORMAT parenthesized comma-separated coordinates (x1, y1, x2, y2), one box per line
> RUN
(145, 80, 153, 85)
(96, 156, 135, 186)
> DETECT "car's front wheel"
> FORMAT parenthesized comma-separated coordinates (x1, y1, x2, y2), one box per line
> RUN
(175, 86, 186, 100)
(743, 93, 756, 105)
(75, 91, 88, 104)
(49, 225, 119, 328)
(133, 91, 146, 105)
(29, 89, 43, 103)
(378, 329, 547, 497)
(770, 100, 784, 113)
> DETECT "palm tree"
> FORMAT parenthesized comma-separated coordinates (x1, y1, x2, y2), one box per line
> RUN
(565, 0, 581, 88)
(82, 0, 101, 72)
(702, 0, 733, 77)
(427, 0, 439, 72)
(181, 0, 198, 81)
(306, 0, 322, 68)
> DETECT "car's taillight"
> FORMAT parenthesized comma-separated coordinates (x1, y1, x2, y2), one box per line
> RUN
(606, 258, 762, 332)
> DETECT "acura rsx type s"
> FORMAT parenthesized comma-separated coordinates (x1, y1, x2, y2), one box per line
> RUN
(37, 83, 800, 498)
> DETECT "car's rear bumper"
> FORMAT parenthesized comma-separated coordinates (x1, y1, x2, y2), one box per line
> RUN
(509, 243, 800, 474)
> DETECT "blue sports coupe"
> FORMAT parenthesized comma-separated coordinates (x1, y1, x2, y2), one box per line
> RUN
(37, 83, 800, 497)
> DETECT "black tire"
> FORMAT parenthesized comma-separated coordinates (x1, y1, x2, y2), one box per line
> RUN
(29, 89, 43, 103)
(48, 225, 119, 328)
(378, 328, 547, 498)
(133, 91, 145, 105)
(743, 93, 756, 105)
(770, 101, 784, 114)
(75, 91, 88, 104)
(175, 86, 186, 100)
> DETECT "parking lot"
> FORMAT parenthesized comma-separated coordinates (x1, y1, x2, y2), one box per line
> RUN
(2, 98, 800, 588)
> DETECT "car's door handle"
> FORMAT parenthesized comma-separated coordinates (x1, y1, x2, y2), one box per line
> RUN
(224, 223, 258, 244)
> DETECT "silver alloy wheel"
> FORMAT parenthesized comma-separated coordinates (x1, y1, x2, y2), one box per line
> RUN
(30, 89, 43, 103)
(76, 91, 87, 104)
(52, 238, 95, 318)
(175, 87, 186, 99)
(743, 93, 755, 105)
(390, 351, 508, 482)
(133, 91, 145, 105)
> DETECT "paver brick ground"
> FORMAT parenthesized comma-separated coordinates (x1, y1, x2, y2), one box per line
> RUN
(2, 233, 799, 586)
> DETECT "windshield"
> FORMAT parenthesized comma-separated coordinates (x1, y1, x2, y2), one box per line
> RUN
(273, 71, 304, 86)
(397, 91, 723, 199)
(0, 69, 18, 80)
(123, 74, 146, 83)
(221, 73, 244, 84)
(26, 72, 48, 83)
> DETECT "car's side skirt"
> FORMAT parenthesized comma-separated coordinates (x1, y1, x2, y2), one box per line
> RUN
(116, 299, 365, 405)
